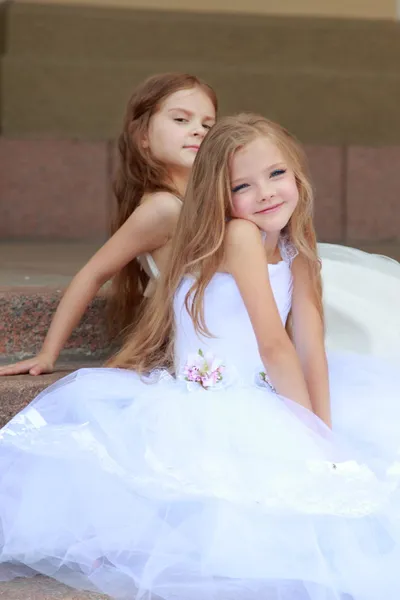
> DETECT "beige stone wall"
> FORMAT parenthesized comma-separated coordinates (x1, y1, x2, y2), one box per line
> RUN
(5, 3, 400, 144)
(15, 0, 397, 20)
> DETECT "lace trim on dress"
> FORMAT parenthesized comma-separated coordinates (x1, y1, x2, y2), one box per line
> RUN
(279, 234, 299, 266)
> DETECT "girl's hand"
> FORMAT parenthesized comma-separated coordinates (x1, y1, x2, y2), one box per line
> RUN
(0, 353, 55, 376)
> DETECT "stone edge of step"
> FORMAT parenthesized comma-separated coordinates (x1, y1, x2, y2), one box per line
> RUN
(0, 574, 111, 599)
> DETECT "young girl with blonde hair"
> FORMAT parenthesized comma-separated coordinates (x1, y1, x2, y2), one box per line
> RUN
(1, 113, 400, 600)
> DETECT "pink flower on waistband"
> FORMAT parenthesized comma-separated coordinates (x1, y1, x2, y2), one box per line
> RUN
(184, 349, 225, 389)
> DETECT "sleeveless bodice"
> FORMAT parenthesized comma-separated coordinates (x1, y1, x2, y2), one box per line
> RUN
(137, 253, 160, 279)
(137, 253, 160, 297)
(173, 237, 297, 383)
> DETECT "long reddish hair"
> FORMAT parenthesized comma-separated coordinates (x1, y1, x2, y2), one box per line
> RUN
(109, 72, 218, 336)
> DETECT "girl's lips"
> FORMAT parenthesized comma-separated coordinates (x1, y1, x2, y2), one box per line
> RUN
(256, 202, 284, 215)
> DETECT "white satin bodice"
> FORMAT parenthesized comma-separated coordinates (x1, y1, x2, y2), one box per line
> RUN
(173, 237, 297, 382)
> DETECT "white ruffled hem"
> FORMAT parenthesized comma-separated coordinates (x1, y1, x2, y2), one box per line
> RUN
(1, 361, 400, 599)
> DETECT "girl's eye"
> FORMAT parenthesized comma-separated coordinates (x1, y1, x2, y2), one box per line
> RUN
(203, 123, 213, 130)
(231, 183, 249, 193)
(174, 118, 188, 123)
(270, 169, 286, 178)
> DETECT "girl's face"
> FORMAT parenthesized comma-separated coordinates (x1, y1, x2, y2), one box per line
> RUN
(145, 86, 216, 172)
(229, 136, 299, 234)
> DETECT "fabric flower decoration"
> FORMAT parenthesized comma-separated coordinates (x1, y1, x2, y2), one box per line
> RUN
(184, 349, 225, 389)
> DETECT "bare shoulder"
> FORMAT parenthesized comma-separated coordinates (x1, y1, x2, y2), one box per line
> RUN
(140, 191, 182, 218)
(224, 220, 266, 275)
(119, 191, 182, 241)
(225, 219, 262, 249)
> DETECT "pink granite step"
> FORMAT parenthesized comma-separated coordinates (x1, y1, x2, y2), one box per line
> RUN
(0, 286, 110, 361)
(0, 242, 111, 361)
(0, 242, 112, 426)
(0, 575, 110, 599)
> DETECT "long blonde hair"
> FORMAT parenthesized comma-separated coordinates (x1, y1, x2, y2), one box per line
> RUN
(108, 113, 322, 372)
(108, 72, 218, 336)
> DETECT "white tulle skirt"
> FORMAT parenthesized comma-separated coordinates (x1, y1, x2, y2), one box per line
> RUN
(319, 243, 400, 357)
(1, 360, 400, 600)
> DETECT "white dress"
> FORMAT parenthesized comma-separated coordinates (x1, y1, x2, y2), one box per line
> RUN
(1, 238, 400, 600)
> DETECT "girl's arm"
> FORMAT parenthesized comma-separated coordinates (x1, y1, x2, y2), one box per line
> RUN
(225, 219, 312, 412)
(0, 193, 181, 376)
(291, 255, 331, 427)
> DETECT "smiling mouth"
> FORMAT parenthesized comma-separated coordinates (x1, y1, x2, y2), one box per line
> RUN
(184, 145, 200, 151)
(256, 202, 284, 214)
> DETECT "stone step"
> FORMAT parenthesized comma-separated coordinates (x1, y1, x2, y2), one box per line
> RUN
(0, 287, 109, 361)
(0, 575, 110, 599)
(0, 242, 110, 427)
(0, 241, 110, 362)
